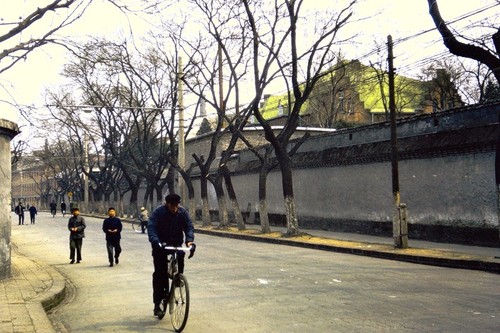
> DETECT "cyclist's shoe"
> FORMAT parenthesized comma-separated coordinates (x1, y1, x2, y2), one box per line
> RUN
(154, 304, 164, 318)
(174, 277, 184, 287)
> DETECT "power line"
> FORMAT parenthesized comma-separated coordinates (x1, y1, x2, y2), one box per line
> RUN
(393, 2, 500, 46)
(383, 3, 499, 76)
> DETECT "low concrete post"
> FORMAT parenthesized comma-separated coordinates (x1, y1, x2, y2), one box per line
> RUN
(397, 203, 409, 249)
(0, 119, 20, 280)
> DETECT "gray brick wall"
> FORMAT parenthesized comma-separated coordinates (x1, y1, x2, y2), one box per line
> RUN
(189, 103, 500, 246)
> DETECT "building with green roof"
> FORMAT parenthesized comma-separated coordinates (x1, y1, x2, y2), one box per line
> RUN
(256, 60, 463, 128)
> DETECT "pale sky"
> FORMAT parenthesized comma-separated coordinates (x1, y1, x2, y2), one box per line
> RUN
(0, 0, 498, 137)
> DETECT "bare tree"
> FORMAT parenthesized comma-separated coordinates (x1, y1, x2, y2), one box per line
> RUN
(456, 59, 496, 104)
(427, 0, 500, 84)
(308, 59, 352, 127)
(10, 139, 28, 166)
(49, 37, 187, 213)
(33, 138, 84, 206)
(0, 0, 88, 74)
(242, 0, 357, 235)
(419, 59, 464, 110)
(427, 0, 500, 237)
(182, 0, 253, 228)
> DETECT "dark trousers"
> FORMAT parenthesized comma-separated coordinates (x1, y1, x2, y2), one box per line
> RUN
(152, 249, 185, 305)
(70, 239, 83, 261)
(30, 214, 36, 224)
(106, 240, 121, 263)
(140, 221, 147, 233)
(18, 214, 24, 225)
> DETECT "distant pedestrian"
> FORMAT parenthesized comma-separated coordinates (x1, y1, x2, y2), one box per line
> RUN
(102, 207, 122, 267)
(14, 201, 25, 225)
(28, 204, 37, 224)
(61, 202, 67, 217)
(68, 207, 86, 264)
(50, 201, 57, 217)
(139, 207, 149, 234)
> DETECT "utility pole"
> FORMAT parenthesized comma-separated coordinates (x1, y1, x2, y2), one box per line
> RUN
(83, 134, 89, 212)
(178, 57, 186, 202)
(388, 35, 408, 249)
(218, 43, 225, 126)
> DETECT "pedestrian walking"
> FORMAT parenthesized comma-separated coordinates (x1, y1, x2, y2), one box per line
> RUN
(61, 201, 67, 217)
(139, 206, 149, 234)
(50, 201, 57, 217)
(28, 204, 37, 224)
(68, 207, 86, 264)
(14, 201, 25, 225)
(148, 193, 195, 317)
(102, 207, 123, 267)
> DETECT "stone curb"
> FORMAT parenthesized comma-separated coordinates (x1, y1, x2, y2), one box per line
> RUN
(14, 251, 67, 333)
(195, 228, 500, 274)
(35, 263, 67, 311)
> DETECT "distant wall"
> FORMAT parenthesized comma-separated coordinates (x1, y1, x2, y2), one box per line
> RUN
(191, 103, 500, 247)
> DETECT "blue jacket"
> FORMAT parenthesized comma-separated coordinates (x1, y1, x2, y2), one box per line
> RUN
(147, 205, 194, 247)
(102, 216, 123, 242)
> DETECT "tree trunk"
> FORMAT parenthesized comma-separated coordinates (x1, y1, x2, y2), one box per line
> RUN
(188, 196, 196, 221)
(278, 152, 300, 235)
(258, 163, 271, 233)
(155, 186, 163, 206)
(259, 198, 271, 234)
(223, 165, 245, 230)
(284, 195, 299, 236)
(185, 177, 196, 218)
(129, 187, 139, 211)
(200, 176, 211, 226)
(214, 176, 229, 229)
(118, 194, 125, 218)
(166, 165, 176, 195)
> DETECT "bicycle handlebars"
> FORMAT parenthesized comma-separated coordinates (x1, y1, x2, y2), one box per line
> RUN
(159, 243, 196, 258)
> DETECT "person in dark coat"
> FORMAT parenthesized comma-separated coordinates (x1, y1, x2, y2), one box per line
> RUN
(68, 207, 86, 264)
(50, 201, 57, 217)
(14, 201, 25, 225)
(61, 202, 67, 217)
(102, 207, 123, 267)
(28, 204, 37, 224)
(148, 193, 195, 317)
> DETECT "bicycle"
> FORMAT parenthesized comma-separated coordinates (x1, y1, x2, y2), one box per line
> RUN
(132, 218, 147, 233)
(157, 244, 195, 332)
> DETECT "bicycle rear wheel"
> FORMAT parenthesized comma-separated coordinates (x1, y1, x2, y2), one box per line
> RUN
(132, 219, 143, 233)
(170, 274, 189, 332)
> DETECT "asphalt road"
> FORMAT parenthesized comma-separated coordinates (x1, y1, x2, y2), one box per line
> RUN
(11, 212, 500, 332)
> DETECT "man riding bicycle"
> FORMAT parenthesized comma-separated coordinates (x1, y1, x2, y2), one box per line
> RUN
(147, 194, 194, 318)
(139, 207, 149, 234)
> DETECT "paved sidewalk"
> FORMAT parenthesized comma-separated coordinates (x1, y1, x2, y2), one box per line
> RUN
(0, 244, 65, 333)
(1, 219, 499, 333)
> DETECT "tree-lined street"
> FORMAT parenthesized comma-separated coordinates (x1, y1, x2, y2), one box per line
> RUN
(11, 212, 500, 332)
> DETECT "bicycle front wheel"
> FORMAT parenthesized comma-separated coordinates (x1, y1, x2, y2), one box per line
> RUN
(132, 219, 143, 233)
(170, 274, 190, 332)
